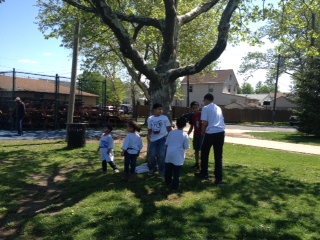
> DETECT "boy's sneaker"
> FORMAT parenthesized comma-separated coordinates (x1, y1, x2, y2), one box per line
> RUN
(157, 172, 164, 179)
(194, 172, 209, 180)
(114, 169, 120, 173)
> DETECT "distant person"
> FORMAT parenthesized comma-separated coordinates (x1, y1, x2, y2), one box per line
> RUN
(13, 97, 26, 136)
(187, 101, 203, 170)
(121, 121, 143, 182)
(165, 117, 190, 192)
(147, 103, 172, 178)
(195, 93, 225, 186)
(97, 124, 119, 174)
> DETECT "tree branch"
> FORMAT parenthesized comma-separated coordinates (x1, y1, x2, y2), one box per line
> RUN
(179, 0, 220, 25)
(169, 0, 240, 80)
(83, 0, 160, 83)
(114, 13, 164, 31)
(62, 0, 97, 14)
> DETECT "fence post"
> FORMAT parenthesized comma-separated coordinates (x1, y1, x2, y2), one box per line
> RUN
(11, 68, 16, 130)
(54, 74, 60, 129)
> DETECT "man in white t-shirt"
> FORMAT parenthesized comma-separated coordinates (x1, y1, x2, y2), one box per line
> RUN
(147, 103, 172, 177)
(194, 93, 225, 186)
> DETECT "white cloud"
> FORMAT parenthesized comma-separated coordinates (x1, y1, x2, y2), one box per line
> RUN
(218, 41, 292, 92)
(18, 59, 38, 64)
(43, 52, 53, 56)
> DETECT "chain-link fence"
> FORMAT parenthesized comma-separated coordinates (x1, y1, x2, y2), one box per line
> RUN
(0, 69, 113, 130)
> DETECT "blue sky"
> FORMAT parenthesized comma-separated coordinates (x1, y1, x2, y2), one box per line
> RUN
(0, 0, 74, 78)
(0, 0, 291, 91)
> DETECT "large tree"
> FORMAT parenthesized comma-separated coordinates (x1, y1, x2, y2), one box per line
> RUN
(294, 57, 320, 137)
(37, 0, 263, 116)
(239, 0, 320, 93)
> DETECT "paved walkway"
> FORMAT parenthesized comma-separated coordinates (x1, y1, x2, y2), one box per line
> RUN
(0, 128, 319, 155)
(225, 128, 319, 155)
(225, 136, 319, 155)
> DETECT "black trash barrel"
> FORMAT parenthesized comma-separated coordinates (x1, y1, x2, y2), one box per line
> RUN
(67, 123, 86, 148)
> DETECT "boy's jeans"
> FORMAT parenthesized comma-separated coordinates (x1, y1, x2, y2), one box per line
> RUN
(148, 137, 166, 174)
(165, 162, 182, 190)
(124, 153, 138, 174)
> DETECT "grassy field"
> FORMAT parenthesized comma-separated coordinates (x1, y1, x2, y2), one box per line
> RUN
(0, 139, 320, 240)
(245, 132, 320, 146)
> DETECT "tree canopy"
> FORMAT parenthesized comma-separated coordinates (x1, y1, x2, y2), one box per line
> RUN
(294, 57, 320, 137)
(37, 0, 265, 114)
(239, 0, 320, 93)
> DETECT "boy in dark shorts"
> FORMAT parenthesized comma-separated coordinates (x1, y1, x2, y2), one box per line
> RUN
(187, 101, 203, 170)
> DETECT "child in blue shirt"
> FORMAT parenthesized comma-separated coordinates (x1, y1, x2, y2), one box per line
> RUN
(121, 121, 143, 182)
(97, 124, 119, 174)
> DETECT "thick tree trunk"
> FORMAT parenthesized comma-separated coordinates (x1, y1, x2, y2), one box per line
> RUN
(148, 78, 176, 122)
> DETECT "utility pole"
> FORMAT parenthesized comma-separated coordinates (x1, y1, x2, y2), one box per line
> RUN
(67, 21, 81, 126)
(272, 54, 281, 124)
(186, 75, 190, 109)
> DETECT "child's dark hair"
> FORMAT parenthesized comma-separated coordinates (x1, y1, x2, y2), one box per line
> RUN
(104, 124, 113, 132)
(127, 120, 141, 132)
(152, 103, 163, 109)
(190, 101, 199, 107)
(176, 117, 187, 129)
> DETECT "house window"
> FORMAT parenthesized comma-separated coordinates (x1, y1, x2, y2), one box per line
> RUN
(229, 75, 232, 81)
(189, 85, 193, 92)
(208, 84, 213, 93)
(228, 85, 231, 93)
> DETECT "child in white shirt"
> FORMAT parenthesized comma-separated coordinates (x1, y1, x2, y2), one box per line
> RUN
(165, 117, 190, 191)
(147, 103, 172, 177)
(97, 124, 119, 174)
(121, 121, 143, 182)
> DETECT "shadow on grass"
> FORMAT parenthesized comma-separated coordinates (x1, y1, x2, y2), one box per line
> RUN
(248, 132, 320, 145)
(280, 133, 320, 145)
(1, 143, 320, 239)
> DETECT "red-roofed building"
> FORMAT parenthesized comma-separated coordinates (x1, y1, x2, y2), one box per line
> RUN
(0, 75, 99, 107)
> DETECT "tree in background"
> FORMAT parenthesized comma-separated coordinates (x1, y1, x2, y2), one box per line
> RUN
(255, 81, 272, 94)
(238, 49, 280, 93)
(37, 0, 266, 116)
(238, 0, 320, 93)
(78, 71, 105, 105)
(78, 71, 126, 106)
(294, 57, 320, 137)
(241, 81, 254, 94)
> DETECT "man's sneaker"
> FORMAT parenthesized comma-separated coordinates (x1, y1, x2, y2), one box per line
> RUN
(214, 180, 223, 186)
(148, 169, 156, 176)
(194, 172, 209, 180)
(191, 163, 200, 170)
(114, 169, 120, 173)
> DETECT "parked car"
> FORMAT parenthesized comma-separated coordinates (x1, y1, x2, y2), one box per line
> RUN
(120, 104, 133, 115)
(289, 115, 299, 126)
(100, 106, 124, 115)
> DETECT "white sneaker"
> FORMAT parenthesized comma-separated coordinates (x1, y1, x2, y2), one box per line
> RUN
(114, 169, 120, 173)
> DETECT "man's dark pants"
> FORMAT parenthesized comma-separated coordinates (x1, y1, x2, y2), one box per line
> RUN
(200, 131, 225, 181)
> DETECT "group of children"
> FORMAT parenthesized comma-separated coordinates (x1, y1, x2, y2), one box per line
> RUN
(98, 102, 202, 192)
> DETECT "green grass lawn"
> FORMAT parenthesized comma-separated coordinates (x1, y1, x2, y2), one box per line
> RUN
(245, 132, 320, 146)
(0, 140, 319, 240)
